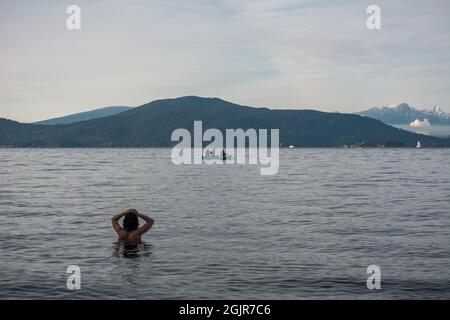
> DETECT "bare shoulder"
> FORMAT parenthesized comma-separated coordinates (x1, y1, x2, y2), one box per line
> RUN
(126, 232, 142, 244)
(117, 230, 129, 240)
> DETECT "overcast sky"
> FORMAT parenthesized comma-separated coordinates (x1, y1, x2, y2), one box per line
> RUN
(1, 0, 449, 122)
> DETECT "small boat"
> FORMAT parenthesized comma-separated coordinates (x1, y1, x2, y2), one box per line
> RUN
(203, 154, 232, 160)
(416, 140, 421, 148)
(289, 145, 294, 149)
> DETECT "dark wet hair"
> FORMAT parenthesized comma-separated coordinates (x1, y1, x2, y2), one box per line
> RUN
(123, 212, 139, 231)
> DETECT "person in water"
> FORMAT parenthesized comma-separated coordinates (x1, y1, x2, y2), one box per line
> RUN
(221, 149, 227, 160)
(111, 208, 154, 244)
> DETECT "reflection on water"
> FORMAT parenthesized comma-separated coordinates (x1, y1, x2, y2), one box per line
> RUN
(113, 242, 152, 259)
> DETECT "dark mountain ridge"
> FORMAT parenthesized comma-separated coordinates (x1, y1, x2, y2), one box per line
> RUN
(34, 106, 133, 125)
(1, 96, 449, 148)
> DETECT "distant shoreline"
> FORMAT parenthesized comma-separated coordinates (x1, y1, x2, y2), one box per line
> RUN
(2, 97, 450, 148)
(1, 146, 450, 149)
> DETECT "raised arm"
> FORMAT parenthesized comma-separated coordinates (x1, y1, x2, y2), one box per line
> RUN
(111, 208, 133, 234)
(134, 211, 155, 236)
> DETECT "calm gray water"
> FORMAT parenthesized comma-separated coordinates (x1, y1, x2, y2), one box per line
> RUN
(0, 148, 449, 299)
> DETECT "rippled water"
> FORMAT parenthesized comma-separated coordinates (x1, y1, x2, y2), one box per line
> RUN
(0, 148, 449, 299)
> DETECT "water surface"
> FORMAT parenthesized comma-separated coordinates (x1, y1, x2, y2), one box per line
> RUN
(0, 148, 449, 299)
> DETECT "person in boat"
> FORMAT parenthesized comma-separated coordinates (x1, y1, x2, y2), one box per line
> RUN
(112, 208, 154, 244)
(204, 149, 213, 158)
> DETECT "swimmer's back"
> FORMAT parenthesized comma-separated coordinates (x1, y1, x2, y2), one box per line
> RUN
(117, 230, 143, 244)
(112, 208, 155, 244)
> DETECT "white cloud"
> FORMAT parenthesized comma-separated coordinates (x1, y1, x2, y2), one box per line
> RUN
(410, 118, 431, 128)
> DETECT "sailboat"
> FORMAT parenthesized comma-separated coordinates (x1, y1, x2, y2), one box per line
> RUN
(416, 140, 421, 148)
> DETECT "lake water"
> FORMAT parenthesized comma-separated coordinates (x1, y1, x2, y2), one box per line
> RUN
(0, 148, 449, 299)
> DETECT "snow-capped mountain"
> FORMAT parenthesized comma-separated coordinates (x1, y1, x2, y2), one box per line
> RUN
(431, 106, 446, 116)
(356, 103, 450, 125)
